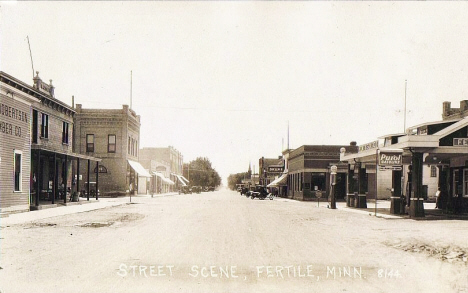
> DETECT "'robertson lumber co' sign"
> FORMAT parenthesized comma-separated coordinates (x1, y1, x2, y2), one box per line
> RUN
(378, 152, 403, 166)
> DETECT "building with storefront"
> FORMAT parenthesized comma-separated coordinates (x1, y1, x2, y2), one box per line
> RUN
(1, 71, 100, 213)
(139, 146, 185, 191)
(1, 72, 37, 214)
(287, 144, 358, 201)
(258, 156, 284, 187)
(74, 104, 150, 196)
(341, 100, 468, 217)
(139, 149, 176, 194)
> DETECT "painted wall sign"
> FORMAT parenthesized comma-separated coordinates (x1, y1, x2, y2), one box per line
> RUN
(453, 138, 468, 146)
(358, 140, 379, 152)
(0, 102, 29, 138)
(378, 152, 403, 166)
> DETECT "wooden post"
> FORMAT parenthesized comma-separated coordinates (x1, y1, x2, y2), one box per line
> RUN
(87, 159, 91, 201)
(95, 161, 99, 200)
(64, 155, 68, 204)
(35, 150, 41, 207)
(52, 154, 57, 204)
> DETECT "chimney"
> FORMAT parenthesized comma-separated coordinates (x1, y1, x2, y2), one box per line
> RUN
(443, 101, 451, 116)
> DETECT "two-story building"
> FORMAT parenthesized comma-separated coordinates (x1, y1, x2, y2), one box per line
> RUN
(74, 104, 150, 196)
(1, 71, 100, 213)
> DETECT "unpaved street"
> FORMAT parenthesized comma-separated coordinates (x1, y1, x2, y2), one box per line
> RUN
(1, 189, 467, 293)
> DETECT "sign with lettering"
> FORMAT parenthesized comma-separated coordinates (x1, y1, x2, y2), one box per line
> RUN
(268, 166, 284, 173)
(378, 152, 403, 166)
(358, 141, 379, 152)
(0, 102, 28, 138)
(453, 138, 468, 146)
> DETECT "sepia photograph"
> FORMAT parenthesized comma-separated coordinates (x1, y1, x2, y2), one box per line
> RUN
(1, 1, 468, 292)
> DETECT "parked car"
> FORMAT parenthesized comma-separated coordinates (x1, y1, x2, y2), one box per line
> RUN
(250, 185, 273, 200)
(179, 186, 192, 194)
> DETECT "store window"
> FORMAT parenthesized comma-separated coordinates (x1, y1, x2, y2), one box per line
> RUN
(62, 121, 69, 144)
(86, 134, 95, 152)
(311, 173, 326, 191)
(108, 134, 116, 153)
(14, 150, 22, 192)
(464, 170, 468, 197)
(40, 113, 49, 138)
(431, 166, 437, 177)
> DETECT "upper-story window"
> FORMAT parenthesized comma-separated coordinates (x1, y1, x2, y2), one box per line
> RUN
(62, 122, 69, 144)
(108, 134, 116, 153)
(40, 113, 49, 139)
(128, 136, 131, 154)
(86, 134, 95, 152)
(135, 140, 138, 157)
(32, 110, 38, 143)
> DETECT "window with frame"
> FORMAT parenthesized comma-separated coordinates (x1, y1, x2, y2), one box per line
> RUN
(14, 150, 22, 192)
(40, 113, 49, 138)
(86, 134, 95, 152)
(430, 166, 437, 177)
(108, 134, 116, 153)
(128, 136, 131, 154)
(32, 110, 38, 143)
(62, 121, 69, 144)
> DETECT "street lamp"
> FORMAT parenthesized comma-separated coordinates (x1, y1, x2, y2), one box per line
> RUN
(330, 165, 337, 209)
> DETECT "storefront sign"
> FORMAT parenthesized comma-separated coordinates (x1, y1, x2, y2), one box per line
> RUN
(378, 152, 403, 166)
(453, 138, 468, 146)
(268, 166, 284, 173)
(358, 140, 379, 152)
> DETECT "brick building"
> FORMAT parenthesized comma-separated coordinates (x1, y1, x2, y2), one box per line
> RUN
(258, 156, 284, 186)
(74, 104, 150, 196)
(287, 144, 358, 201)
(139, 146, 185, 192)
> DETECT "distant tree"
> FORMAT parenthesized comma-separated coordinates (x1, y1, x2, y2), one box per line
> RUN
(228, 172, 249, 190)
(183, 157, 221, 187)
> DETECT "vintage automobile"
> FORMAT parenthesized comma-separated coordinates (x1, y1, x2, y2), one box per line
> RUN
(192, 186, 202, 194)
(250, 185, 273, 200)
(179, 186, 192, 194)
(208, 186, 215, 192)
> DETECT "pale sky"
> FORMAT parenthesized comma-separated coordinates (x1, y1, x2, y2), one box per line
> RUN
(2, 1, 468, 183)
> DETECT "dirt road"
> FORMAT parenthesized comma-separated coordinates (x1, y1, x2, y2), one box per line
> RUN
(1, 189, 467, 293)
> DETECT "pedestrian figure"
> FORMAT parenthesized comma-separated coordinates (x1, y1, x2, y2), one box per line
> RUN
(435, 187, 441, 209)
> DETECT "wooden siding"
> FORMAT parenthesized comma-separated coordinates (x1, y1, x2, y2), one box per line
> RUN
(0, 94, 31, 211)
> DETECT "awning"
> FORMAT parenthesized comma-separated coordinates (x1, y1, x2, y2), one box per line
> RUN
(267, 173, 288, 187)
(127, 160, 152, 177)
(180, 176, 190, 184)
(153, 172, 175, 185)
(176, 175, 187, 186)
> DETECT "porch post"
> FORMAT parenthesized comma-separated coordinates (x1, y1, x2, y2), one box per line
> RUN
(64, 155, 68, 204)
(52, 154, 57, 204)
(87, 159, 91, 201)
(77, 159, 80, 197)
(35, 150, 41, 207)
(95, 161, 99, 200)
(409, 152, 425, 217)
